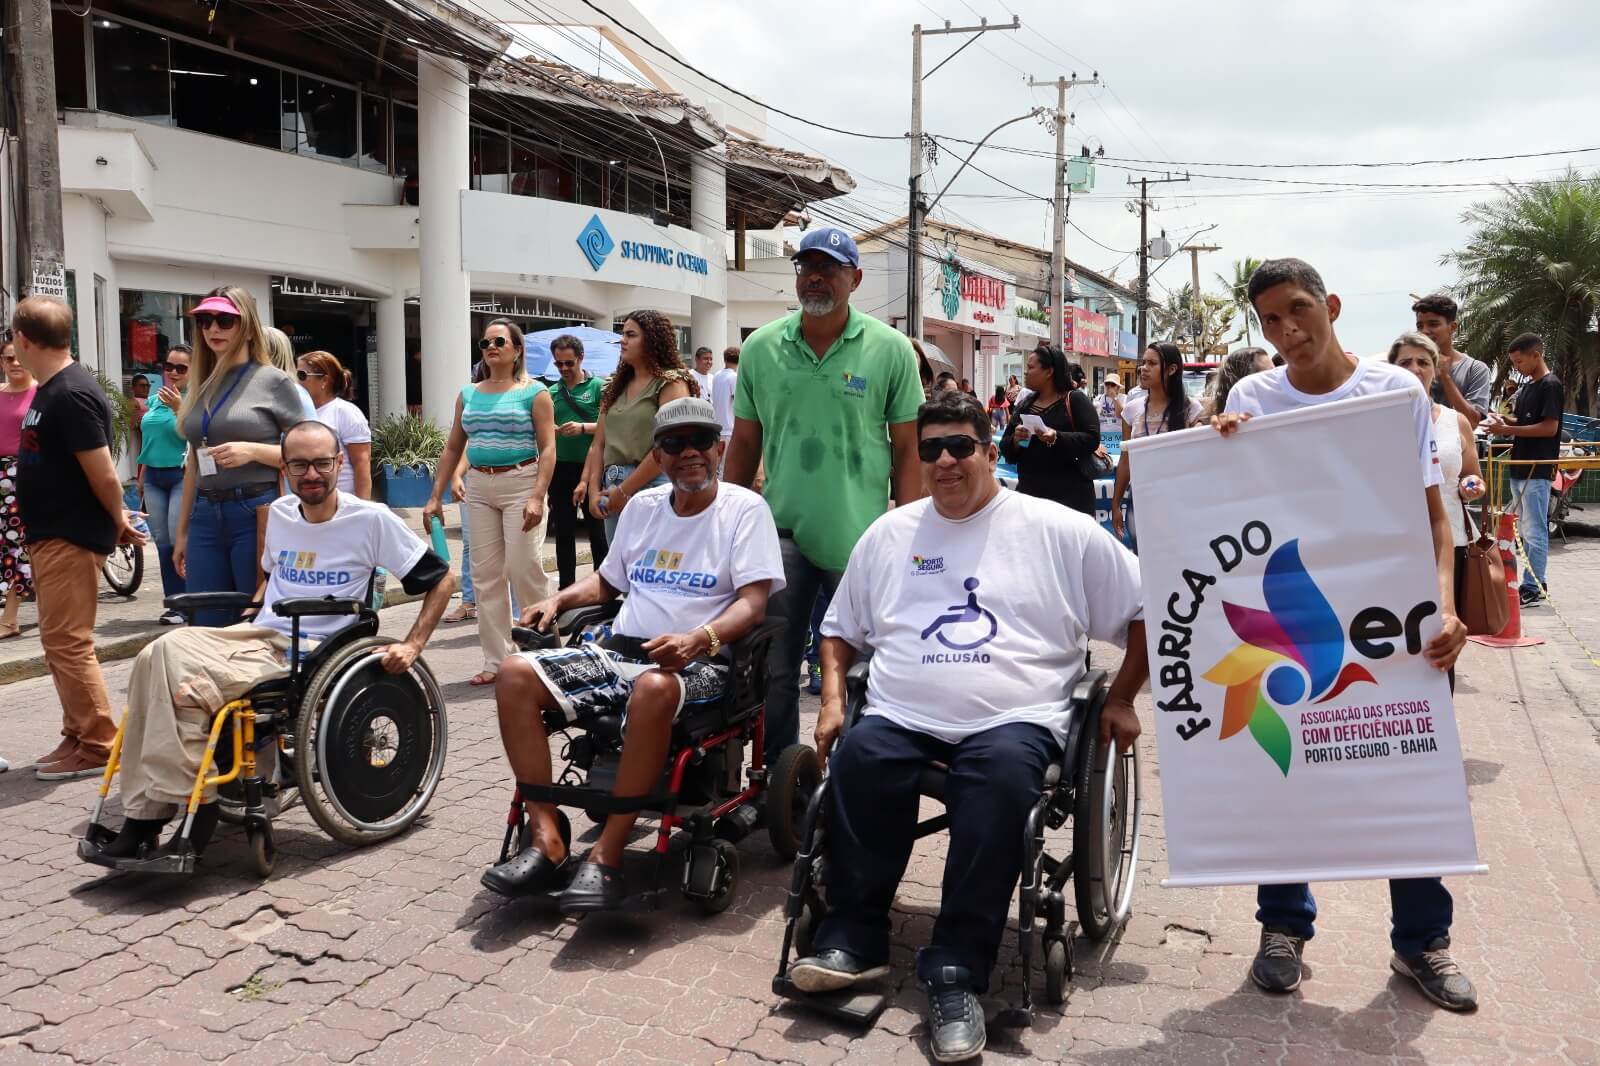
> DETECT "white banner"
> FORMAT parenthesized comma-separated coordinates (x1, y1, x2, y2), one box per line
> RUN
(1126, 391, 1484, 887)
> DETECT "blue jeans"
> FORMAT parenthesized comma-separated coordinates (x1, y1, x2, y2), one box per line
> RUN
(141, 466, 186, 599)
(600, 464, 668, 544)
(1510, 477, 1551, 593)
(763, 535, 841, 765)
(185, 486, 278, 627)
(1256, 879, 1453, 957)
(458, 501, 517, 615)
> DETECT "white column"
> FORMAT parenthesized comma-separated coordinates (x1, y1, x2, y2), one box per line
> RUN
(376, 290, 408, 420)
(418, 52, 472, 431)
(689, 146, 727, 355)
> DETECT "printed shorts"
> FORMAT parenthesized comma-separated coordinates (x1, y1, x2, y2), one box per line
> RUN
(517, 633, 727, 724)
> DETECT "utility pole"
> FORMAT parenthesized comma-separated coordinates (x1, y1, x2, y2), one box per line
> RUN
(7, 0, 68, 304)
(908, 16, 1019, 340)
(1028, 73, 1097, 350)
(1127, 172, 1188, 354)
(1180, 241, 1221, 357)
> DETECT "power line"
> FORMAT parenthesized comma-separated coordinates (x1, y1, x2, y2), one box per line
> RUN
(1096, 145, 1600, 170)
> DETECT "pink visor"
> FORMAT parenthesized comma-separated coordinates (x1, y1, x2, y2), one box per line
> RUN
(190, 296, 242, 317)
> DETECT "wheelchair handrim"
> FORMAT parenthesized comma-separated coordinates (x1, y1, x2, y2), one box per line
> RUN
(1097, 743, 1141, 925)
(315, 651, 449, 832)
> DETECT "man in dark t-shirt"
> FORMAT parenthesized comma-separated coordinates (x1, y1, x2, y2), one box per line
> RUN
(1484, 332, 1563, 606)
(13, 296, 146, 779)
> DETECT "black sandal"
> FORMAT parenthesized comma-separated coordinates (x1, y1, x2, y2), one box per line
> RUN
(481, 846, 571, 898)
(557, 860, 626, 913)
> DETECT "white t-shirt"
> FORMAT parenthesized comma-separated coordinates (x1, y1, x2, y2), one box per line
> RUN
(1224, 358, 1442, 489)
(1121, 392, 1202, 438)
(259, 492, 427, 641)
(314, 398, 373, 494)
(822, 490, 1143, 745)
(599, 483, 786, 640)
(711, 368, 738, 438)
(691, 369, 716, 403)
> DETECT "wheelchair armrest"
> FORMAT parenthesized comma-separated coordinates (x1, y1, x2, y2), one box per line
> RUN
(729, 618, 784, 667)
(513, 626, 560, 652)
(273, 596, 365, 619)
(165, 592, 258, 615)
(555, 601, 621, 635)
(1072, 669, 1111, 714)
(844, 659, 871, 729)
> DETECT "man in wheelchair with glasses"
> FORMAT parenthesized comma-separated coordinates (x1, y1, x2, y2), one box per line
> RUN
(789, 391, 1150, 1063)
(89, 421, 456, 861)
(484, 397, 784, 912)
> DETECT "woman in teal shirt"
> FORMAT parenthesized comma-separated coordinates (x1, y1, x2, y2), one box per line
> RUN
(138, 345, 192, 623)
(424, 319, 556, 684)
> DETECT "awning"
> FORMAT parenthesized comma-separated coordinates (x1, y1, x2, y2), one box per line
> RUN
(917, 340, 959, 378)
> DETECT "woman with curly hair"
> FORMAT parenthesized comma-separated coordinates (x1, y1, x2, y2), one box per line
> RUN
(577, 310, 694, 541)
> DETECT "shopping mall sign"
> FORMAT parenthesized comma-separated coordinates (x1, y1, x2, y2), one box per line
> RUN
(1062, 306, 1112, 357)
(928, 250, 1016, 335)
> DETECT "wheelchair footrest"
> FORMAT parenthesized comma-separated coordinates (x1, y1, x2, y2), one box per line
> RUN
(771, 975, 887, 1027)
(77, 830, 197, 875)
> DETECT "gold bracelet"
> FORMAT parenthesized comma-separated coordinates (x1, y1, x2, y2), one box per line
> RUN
(701, 624, 722, 656)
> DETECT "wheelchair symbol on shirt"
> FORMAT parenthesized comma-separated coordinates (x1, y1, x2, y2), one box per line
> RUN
(919, 577, 998, 651)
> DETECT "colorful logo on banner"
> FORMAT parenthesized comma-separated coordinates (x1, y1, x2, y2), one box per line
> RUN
(1203, 538, 1376, 775)
(576, 215, 615, 272)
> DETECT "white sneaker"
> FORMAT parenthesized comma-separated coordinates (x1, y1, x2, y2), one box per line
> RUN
(0, 756, 9, 773)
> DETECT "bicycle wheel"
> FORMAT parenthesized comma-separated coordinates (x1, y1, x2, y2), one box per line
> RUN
(101, 544, 143, 597)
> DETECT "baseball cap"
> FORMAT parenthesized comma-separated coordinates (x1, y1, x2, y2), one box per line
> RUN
(653, 396, 721, 438)
(793, 227, 860, 268)
(190, 295, 242, 317)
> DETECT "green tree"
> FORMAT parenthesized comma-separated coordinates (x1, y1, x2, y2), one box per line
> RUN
(1216, 257, 1264, 345)
(1446, 170, 1600, 415)
(1150, 284, 1240, 357)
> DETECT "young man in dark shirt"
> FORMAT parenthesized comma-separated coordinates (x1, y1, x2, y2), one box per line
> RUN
(13, 296, 147, 779)
(1484, 332, 1564, 606)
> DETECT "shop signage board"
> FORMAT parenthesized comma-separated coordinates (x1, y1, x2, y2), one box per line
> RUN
(1126, 392, 1483, 887)
(1063, 306, 1111, 357)
(924, 249, 1016, 337)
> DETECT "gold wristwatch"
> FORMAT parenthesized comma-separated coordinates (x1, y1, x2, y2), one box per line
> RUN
(701, 624, 722, 656)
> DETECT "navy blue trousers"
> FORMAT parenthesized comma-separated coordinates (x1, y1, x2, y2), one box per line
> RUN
(813, 715, 1059, 993)
(1257, 878, 1453, 957)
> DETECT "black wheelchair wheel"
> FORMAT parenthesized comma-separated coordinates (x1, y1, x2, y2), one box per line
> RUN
(1044, 938, 1071, 1005)
(295, 636, 449, 847)
(101, 544, 143, 597)
(690, 838, 739, 915)
(249, 827, 276, 879)
(1072, 706, 1142, 941)
(766, 744, 821, 862)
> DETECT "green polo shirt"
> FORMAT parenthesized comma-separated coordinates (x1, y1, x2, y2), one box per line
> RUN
(734, 306, 922, 571)
(549, 373, 604, 464)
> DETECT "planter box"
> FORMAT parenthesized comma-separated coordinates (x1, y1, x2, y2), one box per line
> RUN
(378, 463, 453, 507)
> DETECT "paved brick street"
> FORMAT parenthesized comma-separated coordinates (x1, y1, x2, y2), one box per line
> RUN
(2, 539, 1598, 1065)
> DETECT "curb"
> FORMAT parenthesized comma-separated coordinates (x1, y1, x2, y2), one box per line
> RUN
(0, 549, 590, 688)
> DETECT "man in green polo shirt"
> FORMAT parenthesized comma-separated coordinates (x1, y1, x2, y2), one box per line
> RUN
(546, 335, 608, 588)
(726, 227, 924, 765)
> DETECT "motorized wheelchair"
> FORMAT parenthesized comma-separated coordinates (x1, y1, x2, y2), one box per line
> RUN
(772, 658, 1142, 1027)
(79, 589, 449, 878)
(493, 600, 822, 914)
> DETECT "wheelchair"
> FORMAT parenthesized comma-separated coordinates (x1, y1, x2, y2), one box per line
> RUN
(492, 600, 822, 914)
(79, 589, 449, 878)
(772, 659, 1142, 1027)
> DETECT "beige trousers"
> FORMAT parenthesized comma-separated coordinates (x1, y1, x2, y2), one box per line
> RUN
(466, 462, 552, 674)
(119, 625, 290, 819)
(30, 539, 117, 757)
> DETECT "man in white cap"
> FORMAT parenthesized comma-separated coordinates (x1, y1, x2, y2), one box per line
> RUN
(487, 397, 785, 913)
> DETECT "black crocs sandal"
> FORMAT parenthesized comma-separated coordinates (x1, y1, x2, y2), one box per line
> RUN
(557, 860, 626, 913)
(481, 846, 572, 898)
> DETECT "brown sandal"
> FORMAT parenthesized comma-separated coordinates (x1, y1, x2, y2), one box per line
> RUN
(443, 604, 477, 624)
(0, 623, 20, 640)
(468, 671, 497, 687)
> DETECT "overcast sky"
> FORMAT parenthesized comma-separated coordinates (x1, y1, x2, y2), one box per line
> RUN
(623, 0, 1597, 356)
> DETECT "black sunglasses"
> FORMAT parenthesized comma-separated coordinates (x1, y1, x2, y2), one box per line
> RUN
(918, 434, 983, 463)
(553, 359, 578, 369)
(296, 369, 326, 381)
(655, 429, 720, 455)
(478, 336, 510, 350)
(160, 361, 190, 373)
(193, 312, 239, 330)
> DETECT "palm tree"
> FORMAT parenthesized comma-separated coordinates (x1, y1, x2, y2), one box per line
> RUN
(1216, 257, 1263, 345)
(1446, 171, 1600, 415)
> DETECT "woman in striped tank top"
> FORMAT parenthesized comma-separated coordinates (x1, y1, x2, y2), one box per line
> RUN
(425, 319, 557, 684)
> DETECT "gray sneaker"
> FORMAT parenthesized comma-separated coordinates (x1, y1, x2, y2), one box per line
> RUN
(1250, 927, 1305, 993)
(1391, 937, 1478, 1011)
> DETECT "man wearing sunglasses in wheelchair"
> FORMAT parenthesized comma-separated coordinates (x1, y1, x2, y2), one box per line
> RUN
(787, 391, 1149, 1062)
(83, 420, 456, 864)
(484, 397, 785, 911)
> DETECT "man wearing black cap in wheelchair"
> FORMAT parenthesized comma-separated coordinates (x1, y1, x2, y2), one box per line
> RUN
(485, 396, 784, 911)
(790, 391, 1150, 1063)
(93, 421, 456, 859)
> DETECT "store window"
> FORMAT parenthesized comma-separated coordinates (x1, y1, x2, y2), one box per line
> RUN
(395, 103, 419, 204)
(52, 9, 88, 110)
(93, 19, 171, 123)
(360, 93, 388, 173)
(282, 73, 358, 163)
(120, 290, 196, 383)
(576, 157, 604, 208)
(170, 40, 279, 149)
(472, 126, 510, 193)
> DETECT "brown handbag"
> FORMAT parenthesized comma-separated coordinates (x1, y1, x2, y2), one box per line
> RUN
(1458, 500, 1509, 636)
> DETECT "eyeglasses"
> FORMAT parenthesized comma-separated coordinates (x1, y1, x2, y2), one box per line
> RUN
(160, 361, 190, 374)
(296, 370, 326, 381)
(917, 434, 983, 463)
(792, 257, 852, 277)
(285, 457, 338, 476)
(655, 429, 720, 455)
(478, 336, 509, 350)
(553, 359, 578, 369)
(193, 312, 239, 331)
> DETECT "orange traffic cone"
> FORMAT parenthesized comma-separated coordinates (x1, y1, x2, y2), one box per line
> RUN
(1468, 511, 1544, 648)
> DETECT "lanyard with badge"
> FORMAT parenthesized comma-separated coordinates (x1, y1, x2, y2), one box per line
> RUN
(195, 365, 249, 476)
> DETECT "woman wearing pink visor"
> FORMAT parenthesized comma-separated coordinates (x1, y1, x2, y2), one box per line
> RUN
(172, 288, 304, 627)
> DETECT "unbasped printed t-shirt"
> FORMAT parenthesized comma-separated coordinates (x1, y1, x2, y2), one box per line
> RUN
(822, 490, 1143, 744)
(599, 483, 786, 640)
(259, 491, 427, 641)
(1225, 358, 1443, 489)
